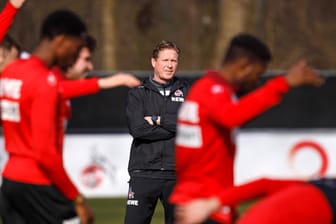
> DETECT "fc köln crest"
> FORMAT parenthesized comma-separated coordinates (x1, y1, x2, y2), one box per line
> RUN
(174, 89, 183, 97)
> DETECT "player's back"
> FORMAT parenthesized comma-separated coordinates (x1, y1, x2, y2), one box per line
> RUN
(0, 56, 59, 184)
(1, 57, 48, 154)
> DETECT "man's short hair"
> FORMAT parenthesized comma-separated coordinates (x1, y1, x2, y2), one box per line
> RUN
(222, 34, 272, 64)
(83, 35, 96, 52)
(0, 35, 21, 53)
(152, 40, 180, 59)
(40, 10, 87, 40)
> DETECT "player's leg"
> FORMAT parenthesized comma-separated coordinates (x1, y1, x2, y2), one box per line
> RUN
(124, 177, 160, 224)
(237, 183, 333, 224)
(2, 178, 79, 224)
(160, 179, 176, 224)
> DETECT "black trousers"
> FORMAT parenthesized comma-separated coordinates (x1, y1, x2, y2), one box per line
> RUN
(1, 178, 78, 224)
(124, 177, 175, 224)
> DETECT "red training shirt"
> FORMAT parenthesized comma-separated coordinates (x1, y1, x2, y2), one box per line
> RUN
(0, 1, 18, 43)
(0, 56, 82, 200)
(170, 70, 289, 222)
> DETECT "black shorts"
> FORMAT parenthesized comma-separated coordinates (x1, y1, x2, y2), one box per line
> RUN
(1, 178, 79, 224)
(309, 178, 336, 224)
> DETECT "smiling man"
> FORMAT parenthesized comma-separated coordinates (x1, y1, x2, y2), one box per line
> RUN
(124, 40, 189, 224)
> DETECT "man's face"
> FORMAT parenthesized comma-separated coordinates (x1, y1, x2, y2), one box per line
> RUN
(237, 62, 267, 90)
(151, 48, 178, 84)
(66, 47, 93, 80)
(55, 35, 84, 68)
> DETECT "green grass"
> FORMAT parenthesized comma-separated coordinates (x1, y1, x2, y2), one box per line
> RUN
(0, 198, 254, 224)
(88, 198, 165, 224)
(87, 198, 254, 224)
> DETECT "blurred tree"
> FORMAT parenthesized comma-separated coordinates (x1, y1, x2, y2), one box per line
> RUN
(2, 0, 336, 71)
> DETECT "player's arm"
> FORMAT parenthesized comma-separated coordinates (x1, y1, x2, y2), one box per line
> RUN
(97, 72, 141, 89)
(126, 88, 174, 140)
(59, 77, 100, 99)
(59, 73, 140, 99)
(32, 79, 94, 223)
(174, 178, 304, 224)
(0, 0, 24, 42)
(208, 61, 323, 128)
(31, 80, 79, 199)
(9, 0, 26, 8)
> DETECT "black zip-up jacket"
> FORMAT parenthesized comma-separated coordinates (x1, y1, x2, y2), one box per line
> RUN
(126, 76, 189, 178)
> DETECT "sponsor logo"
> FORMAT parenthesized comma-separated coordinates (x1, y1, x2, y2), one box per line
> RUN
(0, 100, 20, 122)
(0, 78, 23, 99)
(288, 141, 328, 177)
(127, 187, 139, 206)
(176, 123, 202, 148)
(178, 101, 199, 123)
(171, 96, 184, 102)
(127, 200, 139, 206)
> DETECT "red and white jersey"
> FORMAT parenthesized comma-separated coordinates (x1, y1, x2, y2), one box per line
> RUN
(170, 70, 289, 222)
(0, 1, 18, 43)
(0, 56, 79, 200)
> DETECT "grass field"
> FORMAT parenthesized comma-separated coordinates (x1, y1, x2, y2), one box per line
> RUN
(0, 198, 254, 224)
(87, 198, 253, 224)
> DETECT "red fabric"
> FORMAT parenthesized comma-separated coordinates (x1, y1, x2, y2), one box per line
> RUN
(51, 67, 99, 149)
(169, 70, 289, 222)
(218, 178, 304, 206)
(59, 77, 99, 99)
(0, 57, 78, 200)
(0, 1, 18, 43)
(237, 183, 333, 224)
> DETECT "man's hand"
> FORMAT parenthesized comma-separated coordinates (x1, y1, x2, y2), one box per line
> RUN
(74, 195, 94, 224)
(175, 198, 220, 224)
(97, 73, 141, 89)
(144, 116, 161, 125)
(284, 60, 324, 88)
(9, 0, 26, 9)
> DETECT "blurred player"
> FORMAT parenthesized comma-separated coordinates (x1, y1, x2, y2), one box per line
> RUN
(0, 34, 20, 72)
(0, 0, 26, 42)
(54, 34, 140, 147)
(175, 177, 336, 224)
(169, 33, 324, 223)
(0, 10, 93, 224)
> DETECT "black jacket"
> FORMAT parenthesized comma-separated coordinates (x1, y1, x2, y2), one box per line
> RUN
(126, 76, 189, 178)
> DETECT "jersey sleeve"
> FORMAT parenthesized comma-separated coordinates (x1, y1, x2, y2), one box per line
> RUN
(58, 77, 100, 99)
(206, 76, 289, 129)
(31, 76, 79, 200)
(126, 88, 174, 140)
(217, 178, 304, 206)
(0, 1, 18, 43)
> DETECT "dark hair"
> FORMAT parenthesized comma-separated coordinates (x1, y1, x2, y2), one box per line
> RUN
(0, 35, 21, 53)
(40, 10, 87, 39)
(222, 34, 272, 64)
(83, 34, 96, 52)
(152, 40, 180, 59)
